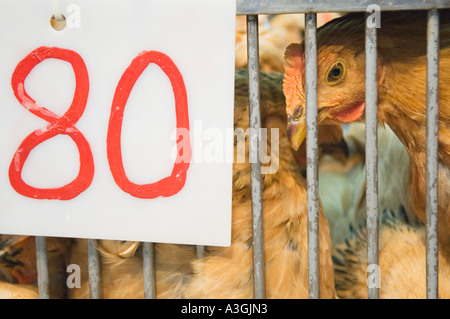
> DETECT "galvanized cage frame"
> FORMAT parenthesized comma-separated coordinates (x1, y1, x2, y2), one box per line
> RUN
(33, 0, 449, 299)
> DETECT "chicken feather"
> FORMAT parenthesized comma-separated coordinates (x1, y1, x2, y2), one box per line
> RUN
(333, 208, 450, 298)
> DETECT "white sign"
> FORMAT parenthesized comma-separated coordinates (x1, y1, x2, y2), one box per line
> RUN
(0, 0, 235, 246)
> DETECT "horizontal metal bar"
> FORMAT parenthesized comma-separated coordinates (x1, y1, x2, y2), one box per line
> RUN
(304, 12, 320, 299)
(236, 0, 450, 15)
(246, 14, 266, 299)
(365, 12, 380, 300)
(35, 236, 50, 299)
(426, 8, 439, 300)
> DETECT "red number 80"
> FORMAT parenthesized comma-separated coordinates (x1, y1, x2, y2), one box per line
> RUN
(9, 47, 191, 200)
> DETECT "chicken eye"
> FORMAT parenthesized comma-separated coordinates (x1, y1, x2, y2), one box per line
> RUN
(326, 62, 345, 84)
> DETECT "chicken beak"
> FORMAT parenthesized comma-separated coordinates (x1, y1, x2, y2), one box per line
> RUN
(287, 115, 306, 151)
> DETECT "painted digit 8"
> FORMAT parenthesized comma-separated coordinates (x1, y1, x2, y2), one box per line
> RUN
(9, 46, 94, 200)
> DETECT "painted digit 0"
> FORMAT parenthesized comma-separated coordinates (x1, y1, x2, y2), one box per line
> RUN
(107, 51, 191, 198)
(9, 46, 94, 200)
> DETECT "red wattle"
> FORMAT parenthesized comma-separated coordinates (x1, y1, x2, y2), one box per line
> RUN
(332, 101, 366, 123)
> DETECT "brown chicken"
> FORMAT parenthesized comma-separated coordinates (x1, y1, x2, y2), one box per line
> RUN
(0, 235, 73, 298)
(333, 207, 450, 298)
(319, 123, 449, 298)
(283, 10, 450, 250)
(69, 69, 346, 299)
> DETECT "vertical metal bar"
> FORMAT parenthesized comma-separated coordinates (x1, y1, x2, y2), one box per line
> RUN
(196, 245, 205, 259)
(143, 242, 156, 299)
(87, 239, 102, 299)
(426, 8, 439, 300)
(304, 12, 320, 299)
(365, 12, 379, 299)
(35, 236, 50, 299)
(246, 14, 265, 299)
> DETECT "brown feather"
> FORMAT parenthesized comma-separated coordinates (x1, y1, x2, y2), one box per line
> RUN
(333, 209, 450, 299)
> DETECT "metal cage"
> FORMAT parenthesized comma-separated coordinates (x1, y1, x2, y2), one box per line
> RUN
(33, 0, 449, 299)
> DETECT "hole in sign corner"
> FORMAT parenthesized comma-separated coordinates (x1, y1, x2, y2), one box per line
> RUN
(50, 15, 66, 31)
